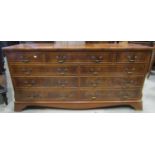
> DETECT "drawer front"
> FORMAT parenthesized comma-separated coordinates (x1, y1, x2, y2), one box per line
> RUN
(13, 77, 78, 88)
(6, 52, 44, 63)
(80, 89, 141, 101)
(46, 52, 113, 64)
(116, 52, 151, 63)
(80, 77, 144, 88)
(15, 88, 78, 101)
(10, 65, 78, 76)
(80, 52, 113, 63)
(80, 64, 147, 76)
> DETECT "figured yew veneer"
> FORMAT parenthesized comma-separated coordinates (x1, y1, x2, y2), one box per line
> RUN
(3, 43, 154, 111)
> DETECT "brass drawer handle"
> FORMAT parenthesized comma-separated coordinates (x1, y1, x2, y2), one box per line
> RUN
(128, 55, 138, 62)
(57, 80, 68, 87)
(57, 68, 68, 75)
(23, 80, 36, 86)
(95, 59, 101, 63)
(56, 55, 67, 63)
(90, 80, 101, 87)
(21, 69, 32, 75)
(20, 55, 30, 63)
(93, 71, 98, 75)
(58, 60, 65, 63)
(89, 68, 99, 75)
(91, 55, 103, 63)
(60, 72, 65, 75)
(22, 59, 30, 63)
(127, 71, 133, 74)
(125, 67, 135, 74)
(91, 96, 97, 100)
(125, 67, 135, 71)
(119, 92, 130, 99)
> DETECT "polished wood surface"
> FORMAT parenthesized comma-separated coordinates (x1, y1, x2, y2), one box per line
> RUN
(3, 42, 153, 111)
(3, 42, 154, 50)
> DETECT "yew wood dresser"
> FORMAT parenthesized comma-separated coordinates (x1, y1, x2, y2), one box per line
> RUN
(3, 43, 154, 111)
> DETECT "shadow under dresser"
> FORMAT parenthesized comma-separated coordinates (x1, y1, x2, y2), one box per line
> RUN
(3, 42, 154, 111)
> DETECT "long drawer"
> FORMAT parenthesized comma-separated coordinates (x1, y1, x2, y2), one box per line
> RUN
(13, 76, 144, 88)
(15, 88, 141, 101)
(10, 63, 147, 77)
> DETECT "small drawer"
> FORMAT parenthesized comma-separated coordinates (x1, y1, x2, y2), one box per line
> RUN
(15, 88, 78, 101)
(116, 51, 151, 63)
(78, 52, 113, 63)
(80, 77, 144, 88)
(10, 65, 78, 76)
(80, 64, 147, 76)
(6, 52, 44, 63)
(46, 52, 78, 63)
(79, 89, 141, 101)
(13, 77, 78, 88)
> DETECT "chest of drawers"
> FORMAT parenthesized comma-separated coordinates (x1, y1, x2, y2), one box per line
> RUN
(3, 43, 153, 111)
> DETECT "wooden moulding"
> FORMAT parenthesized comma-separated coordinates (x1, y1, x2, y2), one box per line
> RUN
(14, 101, 143, 112)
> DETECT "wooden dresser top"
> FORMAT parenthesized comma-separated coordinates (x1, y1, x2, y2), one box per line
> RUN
(3, 43, 154, 51)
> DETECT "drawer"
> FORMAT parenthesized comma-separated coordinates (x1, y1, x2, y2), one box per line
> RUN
(13, 77, 78, 88)
(46, 52, 113, 64)
(80, 77, 144, 88)
(80, 52, 113, 63)
(10, 65, 78, 76)
(15, 88, 78, 101)
(80, 64, 147, 76)
(6, 52, 44, 63)
(116, 51, 151, 63)
(80, 89, 141, 101)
